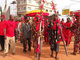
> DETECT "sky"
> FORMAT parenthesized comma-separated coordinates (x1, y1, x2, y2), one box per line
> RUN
(48, 0, 80, 14)
(0, 0, 80, 14)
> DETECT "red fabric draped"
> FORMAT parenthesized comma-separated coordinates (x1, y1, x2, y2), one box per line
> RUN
(42, 0, 45, 3)
(44, 18, 49, 43)
(73, 17, 75, 23)
(41, 4, 44, 9)
(51, 1, 55, 9)
(63, 21, 73, 44)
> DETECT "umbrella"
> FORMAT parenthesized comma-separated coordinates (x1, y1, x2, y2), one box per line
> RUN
(26, 10, 49, 17)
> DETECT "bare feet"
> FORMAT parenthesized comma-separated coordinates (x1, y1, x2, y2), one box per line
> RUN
(79, 51, 80, 54)
(3, 53, 7, 57)
(55, 56, 59, 60)
(72, 52, 76, 55)
(50, 54, 53, 57)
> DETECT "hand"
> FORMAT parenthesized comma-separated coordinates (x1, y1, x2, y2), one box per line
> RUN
(4, 36, 6, 39)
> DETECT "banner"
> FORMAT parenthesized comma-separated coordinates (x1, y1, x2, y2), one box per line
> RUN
(62, 9, 70, 15)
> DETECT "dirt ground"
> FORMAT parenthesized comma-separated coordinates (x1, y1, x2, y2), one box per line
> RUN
(0, 41, 80, 60)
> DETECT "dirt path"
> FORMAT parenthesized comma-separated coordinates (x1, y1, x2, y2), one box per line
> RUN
(0, 42, 80, 60)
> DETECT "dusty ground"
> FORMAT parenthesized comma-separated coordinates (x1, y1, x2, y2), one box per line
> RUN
(0, 41, 80, 60)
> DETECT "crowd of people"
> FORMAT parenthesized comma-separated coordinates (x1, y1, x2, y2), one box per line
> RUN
(0, 14, 80, 60)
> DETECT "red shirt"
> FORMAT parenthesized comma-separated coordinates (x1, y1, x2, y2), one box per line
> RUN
(36, 21, 40, 31)
(63, 21, 72, 38)
(52, 19, 60, 30)
(5, 20, 17, 37)
(0, 20, 6, 36)
(16, 21, 19, 27)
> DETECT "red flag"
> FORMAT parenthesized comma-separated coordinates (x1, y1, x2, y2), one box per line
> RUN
(51, 1, 57, 13)
(52, 6, 55, 9)
(42, 0, 45, 3)
(41, 4, 44, 9)
(51, 1, 55, 9)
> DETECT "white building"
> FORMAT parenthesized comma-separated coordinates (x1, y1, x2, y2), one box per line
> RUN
(10, 2, 17, 16)
(17, 0, 55, 17)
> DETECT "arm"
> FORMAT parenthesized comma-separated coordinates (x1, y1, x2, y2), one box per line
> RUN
(14, 22, 18, 39)
(4, 28, 6, 39)
(66, 22, 76, 33)
(21, 23, 24, 39)
(4, 21, 7, 39)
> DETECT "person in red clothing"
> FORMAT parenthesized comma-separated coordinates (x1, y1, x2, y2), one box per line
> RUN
(71, 15, 76, 24)
(70, 17, 80, 55)
(15, 18, 19, 42)
(63, 18, 73, 46)
(4, 15, 17, 57)
(60, 18, 64, 27)
(33, 14, 44, 53)
(49, 14, 61, 60)
(33, 14, 40, 53)
(44, 18, 49, 43)
(0, 15, 6, 51)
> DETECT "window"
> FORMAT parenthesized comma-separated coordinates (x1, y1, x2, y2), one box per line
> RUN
(50, 10, 52, 12)
(46, 9, 48, 12)
(36, 1, 40, 4)
(18, 8, 20, 11)
(18, 1, 20, 4)
(24, 0, 26, 3)
(29, 0, 31, 3)
(28, 7, 31, 10)
(24, 7, 26, 10)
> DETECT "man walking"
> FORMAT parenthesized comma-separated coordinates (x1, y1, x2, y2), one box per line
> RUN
(63, 18, 73, 46)
(48, 14, 61, 60)
(70, 17, 80, 55)
(21, 16, 31, 52)
(4, 15, 17, 56)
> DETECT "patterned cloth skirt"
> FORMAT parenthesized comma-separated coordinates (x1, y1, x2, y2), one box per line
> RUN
(50, 30, 60, 52)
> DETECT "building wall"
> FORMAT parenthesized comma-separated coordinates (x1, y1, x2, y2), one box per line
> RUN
(17, 0, 54, 17)
(10, 4, 17, 16)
